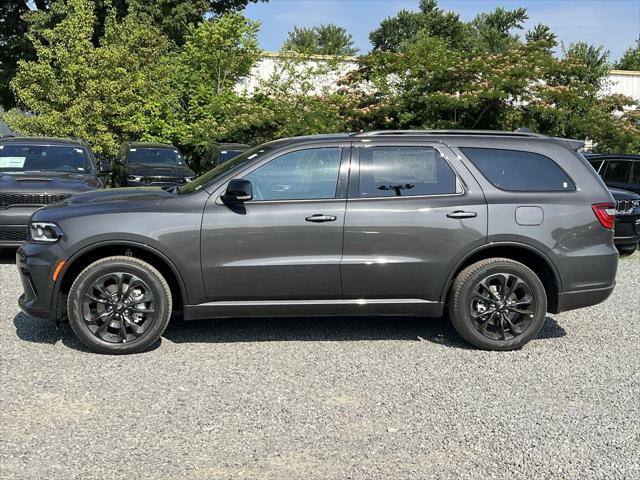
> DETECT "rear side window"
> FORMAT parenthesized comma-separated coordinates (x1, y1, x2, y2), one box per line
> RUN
(358, 146, 457, 197)
(460, 148, 575, 192)
(602, 160, 631, 183)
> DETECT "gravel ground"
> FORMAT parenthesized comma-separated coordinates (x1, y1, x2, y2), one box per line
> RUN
(0, 250, 639, 480)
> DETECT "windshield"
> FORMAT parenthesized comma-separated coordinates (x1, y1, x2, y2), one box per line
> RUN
(219, 149, 247, 164)
(128, 147, 185, 166)
(179, 144, 274, 195)
(0, 144, 91, 173)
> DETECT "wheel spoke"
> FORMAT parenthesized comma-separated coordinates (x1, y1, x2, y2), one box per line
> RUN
(85, 293, 108, 304)
(126, 306, 155, 314)
(498, 314, 506, 339)
(124, 317, 144, 336)
(86, 310, 111, 325)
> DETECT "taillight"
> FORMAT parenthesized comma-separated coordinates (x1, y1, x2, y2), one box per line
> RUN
(592, 203, 616, 229)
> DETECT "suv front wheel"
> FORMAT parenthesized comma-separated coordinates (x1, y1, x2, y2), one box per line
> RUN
(67, 256, 172, 354)
(448, 258, 547, 351)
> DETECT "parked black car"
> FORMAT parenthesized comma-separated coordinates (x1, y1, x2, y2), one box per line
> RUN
(188, 142, 251, 175)
(112, 142, 195, 187)
(586, 153, 640, 194)
(17, 130, 618, 354)
(0, 136, 110, 248)
(609, 188, 640, 255)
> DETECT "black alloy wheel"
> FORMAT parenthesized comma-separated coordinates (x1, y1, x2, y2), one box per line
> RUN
(469, 273, 536, 341)
(67, 256, 172, 354)
(82, 272, 157, 344)
(449, 258, 547, 351)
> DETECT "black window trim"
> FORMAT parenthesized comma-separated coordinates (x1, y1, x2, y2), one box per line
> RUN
(348, 143, 465, 200)
(458, 146, 577, 193)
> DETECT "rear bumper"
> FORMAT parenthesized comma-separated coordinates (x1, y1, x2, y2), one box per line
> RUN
(556, 284, 615, 313)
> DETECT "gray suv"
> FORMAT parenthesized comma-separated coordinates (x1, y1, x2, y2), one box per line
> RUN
(17, 130, 618, 354)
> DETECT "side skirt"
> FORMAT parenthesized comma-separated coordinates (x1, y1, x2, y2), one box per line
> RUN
(183, 298, 445, 320)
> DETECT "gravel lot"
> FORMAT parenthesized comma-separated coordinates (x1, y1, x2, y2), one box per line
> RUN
(1, 250, 639, 480)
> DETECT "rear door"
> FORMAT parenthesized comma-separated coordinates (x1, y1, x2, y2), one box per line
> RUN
(340, 141, 488, 303)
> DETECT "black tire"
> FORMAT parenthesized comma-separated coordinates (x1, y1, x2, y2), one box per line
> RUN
(617, 243, 637, 257)
(67, 256, 172, 354)
(448, 258, 547, 351)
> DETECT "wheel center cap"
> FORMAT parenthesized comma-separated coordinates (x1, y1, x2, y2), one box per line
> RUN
(496, 302, 505, 310)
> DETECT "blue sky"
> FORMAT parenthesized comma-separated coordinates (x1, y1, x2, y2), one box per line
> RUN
(244, 0, 640, 61)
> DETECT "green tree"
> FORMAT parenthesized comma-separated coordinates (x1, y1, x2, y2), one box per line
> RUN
(171, 13, 261, 161)
(369, 0, 468, 52)
(4, 0, 176, 157)
(616, 35, 640, 71)
(283, 24, 358, 56)
(0, 0, 266, 108)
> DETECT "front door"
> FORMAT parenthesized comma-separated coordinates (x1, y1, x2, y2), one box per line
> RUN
(201, 144, 350, 301)
(341, 142, 488, 303)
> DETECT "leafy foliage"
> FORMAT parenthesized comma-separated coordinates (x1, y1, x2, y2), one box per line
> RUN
(616, 36, 640, 71)
(0, 0, 265, 108)
(5, 0, 175, 157)
(283, 24, 358, 56)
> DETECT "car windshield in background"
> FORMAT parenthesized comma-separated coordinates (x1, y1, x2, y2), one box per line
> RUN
(179, 145, 274, 195)
(219, 149, 245, 164)
(128, 148, 184, 166)
(0, 144, 90, 173)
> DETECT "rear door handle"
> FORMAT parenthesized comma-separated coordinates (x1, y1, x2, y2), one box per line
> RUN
(305, 214, 337, 223)
(446, 210, 477, 219)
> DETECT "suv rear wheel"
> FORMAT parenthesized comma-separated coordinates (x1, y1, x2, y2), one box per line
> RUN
(67, 256, 172, 354)
(449, 258, 547, 351)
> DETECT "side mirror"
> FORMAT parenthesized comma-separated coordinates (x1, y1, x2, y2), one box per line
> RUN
(98, 161, 112, 175)
(223, 179, 253, 203)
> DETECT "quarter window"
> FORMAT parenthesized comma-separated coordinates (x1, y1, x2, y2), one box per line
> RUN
(245, 147, 342, 201)
(461, 148, 575, 192)
(357, 146, 457, 198)
(603, 160, 632, 183)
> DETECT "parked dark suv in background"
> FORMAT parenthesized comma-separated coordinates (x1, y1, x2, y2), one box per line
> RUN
(586, 153, 640, 194)
(0, 136, 109, 248)
(17, 130, 618, 354)
(112, 141, 195, 187)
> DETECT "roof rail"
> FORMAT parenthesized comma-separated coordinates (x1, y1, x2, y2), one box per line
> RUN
(352, 129, 549, 138)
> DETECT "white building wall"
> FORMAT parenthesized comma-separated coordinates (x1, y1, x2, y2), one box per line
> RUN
(239, 53, 640, 102)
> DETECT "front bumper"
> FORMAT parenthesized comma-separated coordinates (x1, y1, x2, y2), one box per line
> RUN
(16, 242, 67, 320)
(613, 212, 640, 246)
(0, 206, 38, 247)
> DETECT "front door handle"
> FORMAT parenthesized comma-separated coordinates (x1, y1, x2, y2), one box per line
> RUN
(305, 214, 337, 223)
(446, 210, 477, 219)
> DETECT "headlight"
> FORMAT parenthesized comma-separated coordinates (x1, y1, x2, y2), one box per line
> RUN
(29, 222, 64, 243)
(127, 175, 143, 182)
(184, 176, 195, 182)
(633, 200, 640, 209)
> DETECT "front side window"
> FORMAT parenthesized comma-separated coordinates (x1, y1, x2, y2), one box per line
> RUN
(128, 148, 184, 166)
(461, 147, 576, 192)
(357, 146, 457, 198)
(245, 147, 342, 201)
(603, 160, 631, 183)
(0, 144, 90, 173)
